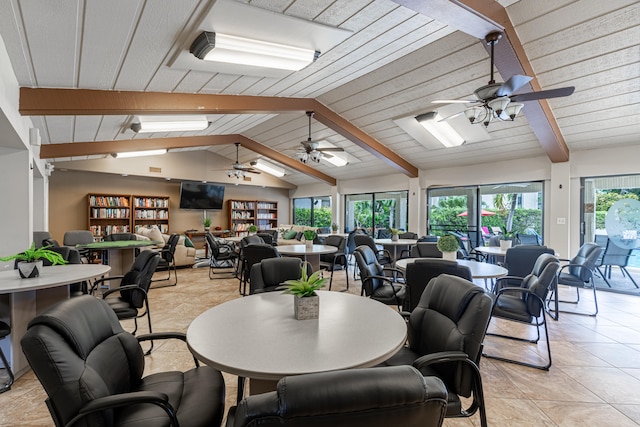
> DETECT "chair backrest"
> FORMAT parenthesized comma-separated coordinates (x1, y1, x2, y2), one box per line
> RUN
(353, 245, 385, 296)
(63, 230, 94, 246)
(599, 237, 633, 267)
(240, 235, 265, 249)
(256, 232, 275, 245)
(103, 232, 137, 241)
(33, 231, 53, 248)
(229, 366, 447, 427)
(504, 245, 555, 278)
(323, 235, 346, 252)
(376, 229, 392, 239)
(517, 233, 540, 245)
(417, 235, 438, 243)
(249, 258, 311, 294)
(569, 243, 603, 281)
(399, 231, 418, 239)
(519, 253, 560, 316)
(242, 244, 280, 277)
(161, 233, 180, 261)
(410, 242, 442, 258)
(21, 295, 145, 427)
(346, 229, 366, 254)
(120, 251, 161, 308)
(408, 274, 492, 398)
(405, 259, 473, 312)
(354, 234, 378, 254)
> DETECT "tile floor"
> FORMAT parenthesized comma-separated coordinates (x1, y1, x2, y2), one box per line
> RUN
(2, 264, 640, 426)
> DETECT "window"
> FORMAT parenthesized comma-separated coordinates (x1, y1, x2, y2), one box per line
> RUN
(428, 182, 544, 247)
(293, 196, 332, 227)
(345, 191, 408, 235)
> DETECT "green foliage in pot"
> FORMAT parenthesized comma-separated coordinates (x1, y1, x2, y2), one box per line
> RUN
(331, 222, 339, 232)
(389, 228, 401, 236)
(303, 229, 317, 241)
(0, 243, 68, 265)
(436, 235, 459, 253)
(499, 226, 515, 240)
(282, 262, 326, 297)
(248, 224, 258, 233)
(203, 217, 211, 228)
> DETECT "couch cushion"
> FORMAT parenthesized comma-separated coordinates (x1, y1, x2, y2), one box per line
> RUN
(283, 230, 298, 240)
(138, 226, 164, 243)
(183, 235, 194, 247)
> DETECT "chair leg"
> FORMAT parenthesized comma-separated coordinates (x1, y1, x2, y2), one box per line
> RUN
(557, 285, 598, 317)
(621, 267, 639, 288)
(237, 376, 246, 403)
(0, 346, 14, 393)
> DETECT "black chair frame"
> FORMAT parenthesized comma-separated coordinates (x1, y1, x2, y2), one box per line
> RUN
(206, 233, 238, 279)
(553, 261, 599, 317)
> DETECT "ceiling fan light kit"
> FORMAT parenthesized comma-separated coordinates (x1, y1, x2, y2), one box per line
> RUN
(227, 142, 261, 179)
(190, 31, 320, 71)
(296, 111, 346, 165)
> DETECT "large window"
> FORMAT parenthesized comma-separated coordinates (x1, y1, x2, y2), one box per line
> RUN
(292, 196, 332, 227)
(345, 191, 408, 235)
(428, 182, 544, 247)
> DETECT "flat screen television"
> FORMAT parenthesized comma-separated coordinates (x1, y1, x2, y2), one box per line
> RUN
(179, 182, 225, 210)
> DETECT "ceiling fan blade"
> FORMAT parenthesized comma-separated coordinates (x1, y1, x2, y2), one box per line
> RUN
(510, 86, 575, 102)
(432, 99, 476, 104)
(437, 111, 465, 122)
(495, 75, 532, 97)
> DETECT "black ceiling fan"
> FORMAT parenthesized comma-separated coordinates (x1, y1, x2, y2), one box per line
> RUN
(296, 111, 344, 163)
(432, 31, 575, 126)
(227, 142, 260, 177)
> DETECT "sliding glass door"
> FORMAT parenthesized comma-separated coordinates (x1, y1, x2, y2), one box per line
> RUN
(345, 191, 408, 235)
(292, 196, 332, 227)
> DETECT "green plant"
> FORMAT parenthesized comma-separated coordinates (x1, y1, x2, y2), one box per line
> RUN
(248, 224, 258, 233)
(500, 226, 515, 240)
(389, 228, 400, 236)
(203, 217, 211, 228)
(282, 262, 326, 297)
(0, 243, 67, 265)
(303, 229, 317, 241)
(436, 235, 459, 253)
(331, 222, 338, 232)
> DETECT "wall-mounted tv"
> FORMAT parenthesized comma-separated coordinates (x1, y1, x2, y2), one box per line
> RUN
(179, 182, 225, 210)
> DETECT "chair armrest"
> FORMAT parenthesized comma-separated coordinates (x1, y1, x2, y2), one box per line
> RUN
(102, 284, 147, 299)
(382, 267, 406, 282)
(137, 332, 201, 366)
(93, 275, 125, 287)
(413, 350, 475, 370)
(559, 263, 595, 279)
(67, 391, 176, 427)
(492, 275, 525, 293)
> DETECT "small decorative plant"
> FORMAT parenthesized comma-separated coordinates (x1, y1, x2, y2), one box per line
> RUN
(203, 217, 211, 228)
(389, 228, 401, 236)
(282, 262, 326, 298)
(248, 224, 258, 233)
(331, 222, 339, 232)
(0, 243, 67, 265)
(499, 226, 514, 240)
(303, 229, 317, 241)
(436, 235, 459, 253)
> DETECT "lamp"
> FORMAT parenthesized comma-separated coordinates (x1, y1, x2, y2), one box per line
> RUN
(131, 115, 209, 133)
(250, 159, 285, 177)
(190, 31, 320, 71)
(415, 112, 465, 148)
(113, 149, 168, 158)
(227, 169, 246, 179)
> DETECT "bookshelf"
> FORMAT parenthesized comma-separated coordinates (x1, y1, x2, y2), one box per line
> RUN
(228, 199, 278, 236)
(88, 194, 170, 238)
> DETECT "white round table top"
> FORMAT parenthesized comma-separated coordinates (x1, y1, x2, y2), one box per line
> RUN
(0, 264, 111, 294)
(474, 246, 508, 256)
(276, 244, 338, 255)
(374, 238, 418, 246)
(395, 258, 508, 279)
(187, 291, 407, 381)
(223, 236, 244, 242)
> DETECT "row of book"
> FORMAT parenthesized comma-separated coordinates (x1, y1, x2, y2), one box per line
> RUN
(134, 210, 169, 219)
(91, 208, 130, 219)
(90, 195, 129, 207)
(133, 197, 169, 208)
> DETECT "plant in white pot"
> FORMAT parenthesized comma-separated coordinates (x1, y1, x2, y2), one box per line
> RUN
(436, 235, 459, 261)
(203, 216, 211, 231)
(389, 228, 401, 241)
(303, 230, 317, 249)
(282, 261, 326, 320)
(248, 224, 258, 235)
(499, 227, 515, 251)
(331, 222, 339, 234)
(0, 243, 68, 278)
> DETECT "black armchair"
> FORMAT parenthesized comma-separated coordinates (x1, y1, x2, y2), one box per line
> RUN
(354, 245, 406, 311)
(249, 257, 311, 294)
(226, 366, 447, 427)
(63, 229, 95, 262)
(318, 234, 349, 291)
(153, 233, 179, 286)
(206, 232, 238, 278)
(484, 253, 560, 370)
(0, 320, 13, 393)
(553, 243, 603, 317)
(94, 251, 160, 353)
(354, 234, 393, 266)
(382, 274, 493, 427)
(240, 243, 279, 296)
(405, 258, 472, 312)
(501, 245, 555, 289)
(21, 295, 225, 427)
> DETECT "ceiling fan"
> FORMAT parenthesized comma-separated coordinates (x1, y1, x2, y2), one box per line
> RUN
(433, 31, 575, 127)
(296, 111, 344, 163)
(227, 142, 260, 178)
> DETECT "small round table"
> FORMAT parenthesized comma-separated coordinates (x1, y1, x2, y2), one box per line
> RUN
(187, 291, 407, 396)
(276, 244, 337, 271)
(374, 239, 418, 262)
(395, 258, 507, 288)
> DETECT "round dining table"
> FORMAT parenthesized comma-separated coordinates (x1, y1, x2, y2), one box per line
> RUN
(187, 291, 407, 396)
(276, 244, 337, 271)
(373, 238, 418, 262)
(395, 257, 507, 290)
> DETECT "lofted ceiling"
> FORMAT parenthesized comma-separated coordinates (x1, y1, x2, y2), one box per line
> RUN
(0, 0, 638, 187)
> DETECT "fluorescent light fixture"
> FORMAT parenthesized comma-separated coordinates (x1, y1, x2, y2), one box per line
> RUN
(190, 31, 319, 71)
(131, 115, 209, 133)
(250, 159, 285, 177)
(415, 112, 465, 148)
(114, 149, 167, 158)
(322, 153, 348, 167)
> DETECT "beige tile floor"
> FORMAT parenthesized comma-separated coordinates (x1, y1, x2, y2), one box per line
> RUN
(2, 264, 640, 426)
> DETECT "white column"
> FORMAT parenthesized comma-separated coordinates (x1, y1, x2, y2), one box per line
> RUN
(548, 161, 571, 258)
(408, 177, 422, 235)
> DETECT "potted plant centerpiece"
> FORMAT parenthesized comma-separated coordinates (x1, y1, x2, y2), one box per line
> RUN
(248, 224, 258, 235)
(436, 235, 459, 261)
(303, 229, 317, 249)
(389, 228, 401, 241)
(499, 227, 515, 251)
(0, 243, 68, 278)
(331, 222, 339, 234)
(203, 216, 211, 232)
(282, 261, 326, 320)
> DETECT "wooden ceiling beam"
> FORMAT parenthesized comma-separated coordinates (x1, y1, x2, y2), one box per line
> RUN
(20, 88, 418, 178)
(39, 134, 337, 186)
(391, 0, 570, 163)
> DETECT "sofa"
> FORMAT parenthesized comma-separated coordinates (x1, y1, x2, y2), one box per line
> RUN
(135, 227, 196, 267)
(277, 225, 321, 246)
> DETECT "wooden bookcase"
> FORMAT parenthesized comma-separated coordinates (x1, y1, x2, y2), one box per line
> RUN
(228, 199, 278, 236)
(88, 194, 169, 238)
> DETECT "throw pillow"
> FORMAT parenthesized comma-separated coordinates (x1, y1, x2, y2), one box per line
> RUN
(283, 230, 297, 240)
(184, 235, 195, 247)
(146, 226, 164, 244)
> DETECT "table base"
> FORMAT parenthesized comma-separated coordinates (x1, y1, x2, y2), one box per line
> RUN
(249, 378, 278, 395)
